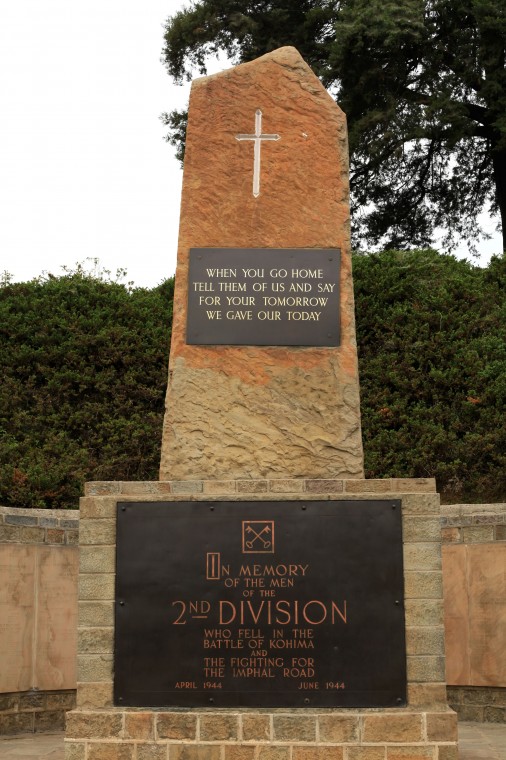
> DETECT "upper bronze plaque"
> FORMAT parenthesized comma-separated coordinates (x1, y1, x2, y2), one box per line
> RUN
(186, 248, 340, 346)
(114, 500, 406, 708)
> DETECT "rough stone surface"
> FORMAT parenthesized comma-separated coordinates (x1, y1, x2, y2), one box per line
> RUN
(76, 682, 113, 709)
(199, 713, 239, 741)
(124, 712, 154, 740)
(66, 711, 122, 739)
(345, 750, 384, 760)
(137, 745, 168, 760)
(224, 747, 256, 760)
(362, 714, 423, 743)
(293, 749, 344, 760)
(160, 46, 364, 481)
(156, 713, 197, 740)
(87, 744, 134, 760)
(64, 743, 87, 760)
(171, 747, 221, 760)
(318, 715, 359, 742)
(273, 715, 315, 742)
(241, 714, 271, 741)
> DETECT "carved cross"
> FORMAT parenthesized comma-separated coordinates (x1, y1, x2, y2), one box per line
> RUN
(235, 110, 280, 197)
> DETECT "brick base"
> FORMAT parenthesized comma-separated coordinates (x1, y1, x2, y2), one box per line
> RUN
(65, 708, 458, 760)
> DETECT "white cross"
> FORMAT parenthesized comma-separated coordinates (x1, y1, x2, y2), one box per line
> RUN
(235, 109, 280, 197)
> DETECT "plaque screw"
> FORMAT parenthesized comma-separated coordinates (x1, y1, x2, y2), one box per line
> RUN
(392, 504, 396, 510)
(301, 505, 307, 511)
(209, 698, 214, 703)
(395, 600, 400, 605)
(119, 601, 125, 606)
(304, 698, 310, 704)
(396, 697, 403, 704)
(121, 506, 126, 512)
(329, 257, 333, 261)
(210, 505, 214, 511)
(119, 697, 123, 702)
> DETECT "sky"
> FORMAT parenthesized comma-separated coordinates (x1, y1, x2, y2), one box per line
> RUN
(0, 1, 502, 289)
(0, 0, 196, 288)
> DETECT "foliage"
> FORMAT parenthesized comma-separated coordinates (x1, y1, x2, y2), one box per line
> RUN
(161, 0, 506, 251)
(354, 249, 506, 502)
(160, 109, 188, 163)
(0, 268, 173, 509)
(0, 251, 504, 508)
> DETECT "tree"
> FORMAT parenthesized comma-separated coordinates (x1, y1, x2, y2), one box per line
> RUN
(162, 0, 506, 252)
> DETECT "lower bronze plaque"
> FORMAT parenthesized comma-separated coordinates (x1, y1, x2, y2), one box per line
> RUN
(114, 500, 407, 707)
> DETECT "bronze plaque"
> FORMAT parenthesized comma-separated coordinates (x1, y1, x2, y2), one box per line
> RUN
(114, 500, 406, 708)
(186, 248, 340, 346)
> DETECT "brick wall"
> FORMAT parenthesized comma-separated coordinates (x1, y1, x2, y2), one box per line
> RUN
(0, 506, 79, 545)
(440, 503, 506, 544)
(0, 690, 75, 735)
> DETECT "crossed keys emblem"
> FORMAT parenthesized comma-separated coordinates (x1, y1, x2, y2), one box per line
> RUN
(242, 520, 275, 554)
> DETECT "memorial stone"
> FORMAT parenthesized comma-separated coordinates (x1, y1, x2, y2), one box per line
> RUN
(66, 46, 458, 760)
(159, 46, 364, 482)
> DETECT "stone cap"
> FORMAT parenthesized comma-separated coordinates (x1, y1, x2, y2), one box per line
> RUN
(0, 505, 79, 544)
(84, 478, 436, 497)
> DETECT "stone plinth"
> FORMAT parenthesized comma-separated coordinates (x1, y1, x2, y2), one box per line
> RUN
(65, 478, 458, 759)
(160, 47, 363, 482)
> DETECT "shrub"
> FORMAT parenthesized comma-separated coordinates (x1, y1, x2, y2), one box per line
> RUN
(353, 249, 506, 502)
(0, 271, 173, 508)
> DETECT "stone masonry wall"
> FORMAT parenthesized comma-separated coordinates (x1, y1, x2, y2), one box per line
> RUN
(0, 505, 79, 545)
(66, 478, 458, 760)
(0, 691, 75, 735)
(440, 502, 506, 545)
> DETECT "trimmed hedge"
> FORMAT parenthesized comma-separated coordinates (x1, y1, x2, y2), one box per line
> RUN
(354, 250, 506, 502)
(0, 273, 173, 508)
(0, 250, 504, 507)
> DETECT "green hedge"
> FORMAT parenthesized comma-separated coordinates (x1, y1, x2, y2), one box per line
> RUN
(0, 250, 504, 508)
(0, 273, 173, 508)
(354, 250, 506, 502)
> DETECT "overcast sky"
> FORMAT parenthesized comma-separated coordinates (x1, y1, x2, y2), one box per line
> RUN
(0, 0, 196, 287)
(0, 1, 502, 289)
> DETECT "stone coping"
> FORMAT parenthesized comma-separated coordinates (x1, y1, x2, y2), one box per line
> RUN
(0, 506, 79, 545)
(441, 502, 506, 516)
(84, 478, 437, 497)
(440, 502, 506, 544)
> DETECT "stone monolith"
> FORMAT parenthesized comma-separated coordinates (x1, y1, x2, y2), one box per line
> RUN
(160, 46, 364, 481)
